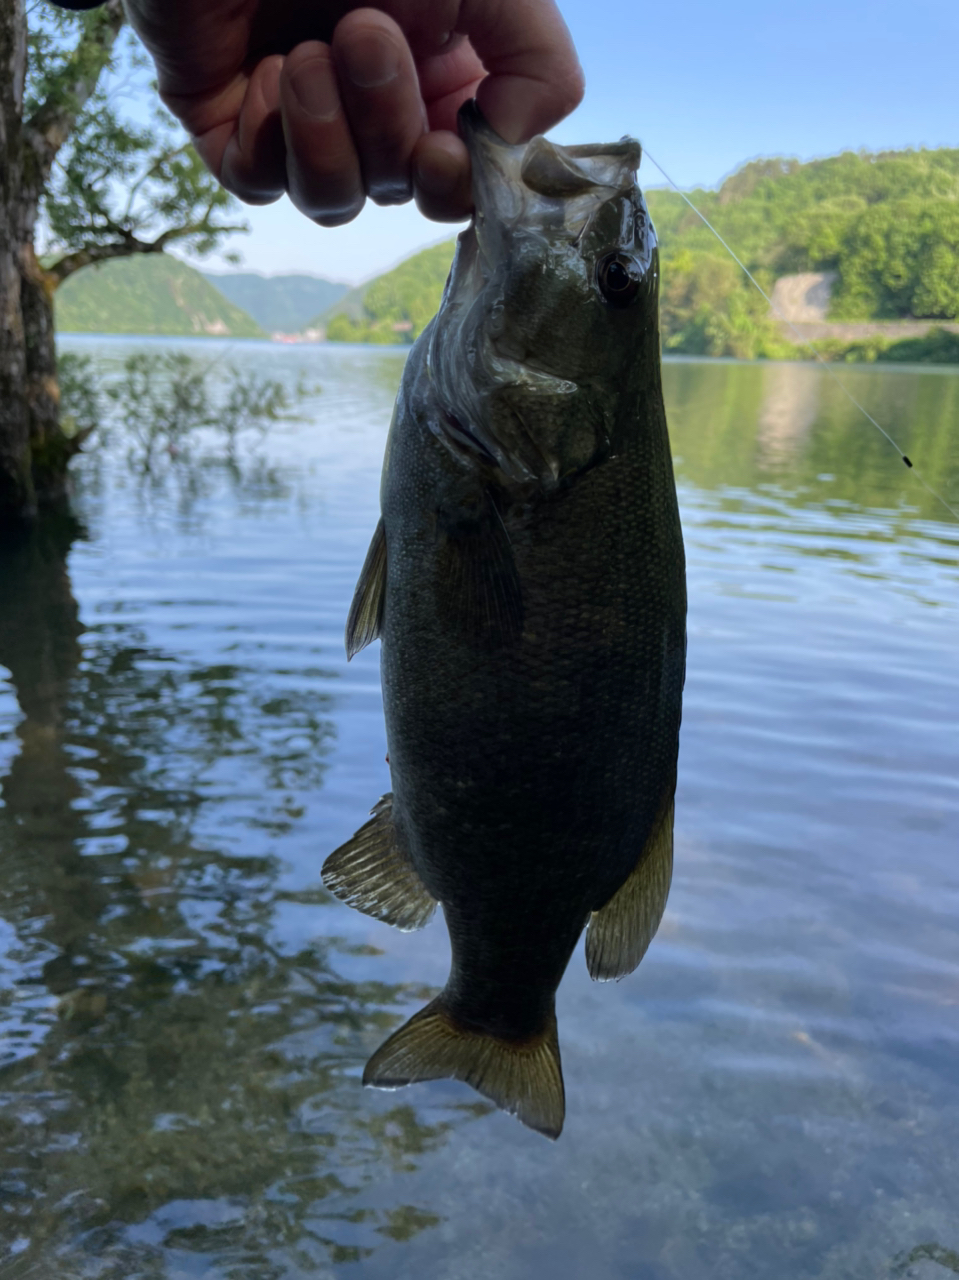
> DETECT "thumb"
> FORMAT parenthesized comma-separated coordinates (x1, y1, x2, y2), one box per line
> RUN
(458, 0, 584, 144)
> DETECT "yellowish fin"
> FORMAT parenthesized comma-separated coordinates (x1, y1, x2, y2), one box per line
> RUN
(322, 794, 436, 932)
(364, 996, 565, 1139)
(346, 517, 387, 660)
(585, 799, 674, 981)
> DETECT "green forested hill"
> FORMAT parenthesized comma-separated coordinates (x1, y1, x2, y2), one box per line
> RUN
(314, 240, 456, 344)
(55, 255, 264, 337)
(315, 147, 959, 361)
(201, 271, 348, 333)
(647, 147, 959, 356)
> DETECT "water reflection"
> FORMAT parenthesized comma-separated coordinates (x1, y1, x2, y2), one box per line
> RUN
(756, 364, 821, 470)
(0, 517, 480, 1278)
(664, 359, 959, 520)
(76, 433, 296, 524)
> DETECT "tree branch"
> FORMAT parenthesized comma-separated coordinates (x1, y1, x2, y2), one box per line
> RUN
(48, 221, 250, 286)
(48, 235, 162, 285)
(23, 0, 125, 190)
(121, 142, 188, 222)
(153, 219, 249, 251)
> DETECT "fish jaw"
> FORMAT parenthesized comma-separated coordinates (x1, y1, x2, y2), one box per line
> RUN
(457, 100, 643, 250)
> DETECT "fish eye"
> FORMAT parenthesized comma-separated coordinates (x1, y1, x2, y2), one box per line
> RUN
(597, 253, 640, 308)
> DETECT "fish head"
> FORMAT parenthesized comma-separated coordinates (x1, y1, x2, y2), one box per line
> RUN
(426, 102, 661, 489)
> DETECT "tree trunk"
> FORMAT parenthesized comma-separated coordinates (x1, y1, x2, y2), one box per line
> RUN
(22, 249, 78, 501)
(1, 0, 126, 524)
(0, 0, 34, 524)
(0, 249, 33, 525)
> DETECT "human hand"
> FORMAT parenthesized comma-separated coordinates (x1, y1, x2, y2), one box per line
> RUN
(122, 0, 585, 224)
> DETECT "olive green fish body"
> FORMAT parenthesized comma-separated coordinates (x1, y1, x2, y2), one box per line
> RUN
(323, 105, 686, 1137)
(382, 341, 684, 1037)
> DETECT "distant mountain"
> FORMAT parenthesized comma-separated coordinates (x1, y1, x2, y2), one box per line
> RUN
(313, 279, 373, 326)
(55, 255, 264, 337)
(201, 271, 349, 334)
(308, 240, 456, 344)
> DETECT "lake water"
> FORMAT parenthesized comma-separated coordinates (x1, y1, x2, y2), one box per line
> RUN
(1, 338, 958, 1280)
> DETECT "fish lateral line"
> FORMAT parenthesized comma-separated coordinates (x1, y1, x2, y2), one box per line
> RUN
(640, 147, 959, 526)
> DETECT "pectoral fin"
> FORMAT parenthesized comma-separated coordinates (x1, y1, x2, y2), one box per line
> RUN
(438, 494, 523, 648)
(322, 794, 436, 932)
(585, 799, 674, 981)
(345, 518, 387, 660)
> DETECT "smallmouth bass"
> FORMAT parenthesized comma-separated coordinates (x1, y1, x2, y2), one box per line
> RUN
(323, 103, 686, 1138)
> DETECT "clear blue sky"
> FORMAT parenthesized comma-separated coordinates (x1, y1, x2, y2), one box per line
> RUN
(193, 0, 959, 283)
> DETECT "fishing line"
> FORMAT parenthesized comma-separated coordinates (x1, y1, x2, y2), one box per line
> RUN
(641, 148, 959, 526)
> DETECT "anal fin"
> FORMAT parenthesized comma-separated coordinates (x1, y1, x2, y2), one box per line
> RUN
(364, 994, 565, 1139)
(322, 794, 436, 931)
(346, 517, 387, 660)
(585, 798, 674, 981)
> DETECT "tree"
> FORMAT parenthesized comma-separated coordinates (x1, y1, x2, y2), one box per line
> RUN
(644, 146, 959, 355)
(828, 197, 959, 321)
(0, 0, 246, 524)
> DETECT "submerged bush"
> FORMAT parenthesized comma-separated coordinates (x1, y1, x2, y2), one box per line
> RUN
(57, 352, 102, 442)
(97, 351, 307, 472)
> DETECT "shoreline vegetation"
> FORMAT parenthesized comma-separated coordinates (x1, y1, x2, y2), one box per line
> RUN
(56, 146, 959, 366)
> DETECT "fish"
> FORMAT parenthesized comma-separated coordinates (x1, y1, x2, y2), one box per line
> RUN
(322, 102, 686, 1139)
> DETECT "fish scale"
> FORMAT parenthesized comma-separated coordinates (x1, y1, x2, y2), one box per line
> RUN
(322, 102, 686, 1138)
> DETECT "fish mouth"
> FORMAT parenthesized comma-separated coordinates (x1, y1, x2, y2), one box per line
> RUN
(457, 100, 642, 223)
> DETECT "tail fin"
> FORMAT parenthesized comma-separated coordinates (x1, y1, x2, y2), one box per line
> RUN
(363, 996, 565, 1139)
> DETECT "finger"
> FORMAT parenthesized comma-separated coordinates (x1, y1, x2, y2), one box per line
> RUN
(219, 56, 287, 204)
(408, 33, 484, 220)
(412, 131, 473, 222)
(178, 76, 248, 186)
(279, 42, 366, 226)
(459, 0, 585, 143)
(415, 35, 486, 133)
(331, 10, 425, 207)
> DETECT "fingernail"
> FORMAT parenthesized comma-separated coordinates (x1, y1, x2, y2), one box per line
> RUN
(290, 61, 341, 121)
(340, 32, 400, 89)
